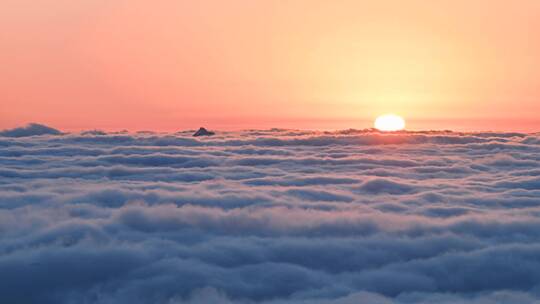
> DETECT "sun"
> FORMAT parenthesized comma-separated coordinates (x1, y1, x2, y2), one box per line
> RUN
(374, 114, 406, 131)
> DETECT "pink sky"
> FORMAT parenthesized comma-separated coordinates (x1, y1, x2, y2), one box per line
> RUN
(1, 0, 539, 131)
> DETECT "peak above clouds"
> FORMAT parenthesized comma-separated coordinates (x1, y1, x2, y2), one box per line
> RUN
(193, 127, 215, 137)
(1, 125, 540, 303)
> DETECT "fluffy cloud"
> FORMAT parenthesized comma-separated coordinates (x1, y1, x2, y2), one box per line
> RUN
(1, 126, 540, 303)
(0, 123, 61, 137)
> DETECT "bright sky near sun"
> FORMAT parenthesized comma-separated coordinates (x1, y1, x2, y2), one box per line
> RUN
(1, 0, 539, 131)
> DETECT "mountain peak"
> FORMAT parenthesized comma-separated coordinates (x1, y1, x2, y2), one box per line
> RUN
(193, 127, 215, 137)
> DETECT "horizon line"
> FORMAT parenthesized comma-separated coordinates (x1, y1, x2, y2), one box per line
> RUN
(1, 122, 539, 136)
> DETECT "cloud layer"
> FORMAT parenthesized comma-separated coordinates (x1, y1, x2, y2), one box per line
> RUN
(0, 123, 62, 137)
(1, 126, 540, 303)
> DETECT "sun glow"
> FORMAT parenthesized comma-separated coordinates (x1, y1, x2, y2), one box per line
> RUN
(374, 114, 406, 131)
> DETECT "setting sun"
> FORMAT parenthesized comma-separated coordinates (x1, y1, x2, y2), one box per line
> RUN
(374, 114, 406, 131)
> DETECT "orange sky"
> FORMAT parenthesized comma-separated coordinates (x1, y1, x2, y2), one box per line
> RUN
(1, 0, 539, 131)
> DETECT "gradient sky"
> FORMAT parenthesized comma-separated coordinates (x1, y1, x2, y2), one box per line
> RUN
(1, 0, 539, 131)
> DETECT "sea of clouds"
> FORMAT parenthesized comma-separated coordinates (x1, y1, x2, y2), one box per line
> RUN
(1, 123, 540, 304)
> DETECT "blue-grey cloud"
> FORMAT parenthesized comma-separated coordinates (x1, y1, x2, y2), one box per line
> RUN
(0, 123, 61, 137)
(1, 124, 540, 303)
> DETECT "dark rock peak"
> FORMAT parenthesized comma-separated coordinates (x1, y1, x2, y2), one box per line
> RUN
(193, 127, 215, 137)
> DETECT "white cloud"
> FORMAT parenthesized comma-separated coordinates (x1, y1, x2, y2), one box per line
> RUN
(1, 126, 540, 303)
